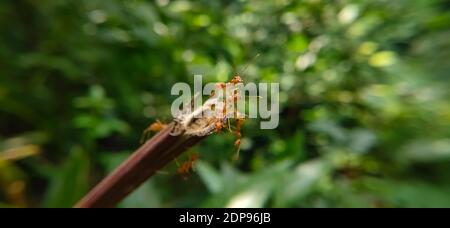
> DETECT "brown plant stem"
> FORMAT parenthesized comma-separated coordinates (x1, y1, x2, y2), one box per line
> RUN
(74, 122, 204, 208)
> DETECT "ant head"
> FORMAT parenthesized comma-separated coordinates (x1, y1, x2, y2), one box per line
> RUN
(191, 153, 199, 161)
(230, 75, 243, 84)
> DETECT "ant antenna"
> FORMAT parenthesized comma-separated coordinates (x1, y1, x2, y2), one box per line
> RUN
(237, 53, 261, 76)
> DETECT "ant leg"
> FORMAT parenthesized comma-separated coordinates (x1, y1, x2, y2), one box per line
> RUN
(140, 129, 150, 144)
(233, 145, 241, 161)
(156, 170, 170, 175)
(174, 157, 181, 167)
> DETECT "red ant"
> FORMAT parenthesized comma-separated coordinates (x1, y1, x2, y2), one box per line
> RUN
(233, 118, 245, 160)
(215, 121, 224, 132)
(177, 153, 199, 176)
(216, 82, 226, 89)
(230, 75, 243, 84)
(211, 73, 247, 160)
(147, 120, 166, 132)
(141, 119, 167, 143)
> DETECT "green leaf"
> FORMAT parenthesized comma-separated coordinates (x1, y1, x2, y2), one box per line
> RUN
(196, 161, 224, 194)
(274, 160, 330, 207)
(43, 147, 90, 208)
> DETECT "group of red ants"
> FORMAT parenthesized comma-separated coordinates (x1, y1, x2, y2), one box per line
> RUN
(144, 75, 245, 177)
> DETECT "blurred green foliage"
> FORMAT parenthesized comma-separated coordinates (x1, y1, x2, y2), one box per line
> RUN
(1, 0, 450, 208)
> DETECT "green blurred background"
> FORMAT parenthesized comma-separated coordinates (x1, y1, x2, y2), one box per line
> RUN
(1, 0, 450, 208)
